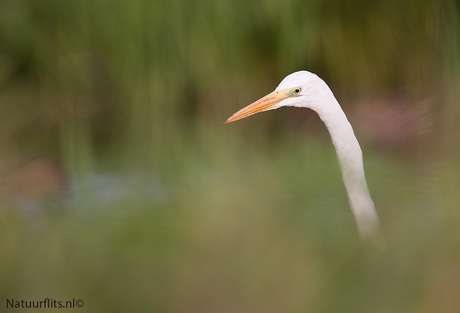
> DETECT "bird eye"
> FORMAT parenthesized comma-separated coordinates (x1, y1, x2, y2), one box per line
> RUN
(293, 87, 302, 95)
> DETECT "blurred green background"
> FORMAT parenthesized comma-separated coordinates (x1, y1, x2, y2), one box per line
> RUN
(1, 0, 460, 312)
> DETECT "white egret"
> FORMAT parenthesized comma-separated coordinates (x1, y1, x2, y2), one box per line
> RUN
(225, 71, 381, 244)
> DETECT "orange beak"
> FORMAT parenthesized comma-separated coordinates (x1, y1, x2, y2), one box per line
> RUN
(224, 89, 291, 124)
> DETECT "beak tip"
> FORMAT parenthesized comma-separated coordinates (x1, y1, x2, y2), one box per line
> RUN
(223, 115, 236, 125)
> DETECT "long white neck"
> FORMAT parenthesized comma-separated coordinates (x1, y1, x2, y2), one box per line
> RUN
(314, 94, 380, 241)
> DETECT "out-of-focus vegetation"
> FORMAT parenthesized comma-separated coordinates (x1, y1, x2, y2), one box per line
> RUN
(1, 0, 460, 312)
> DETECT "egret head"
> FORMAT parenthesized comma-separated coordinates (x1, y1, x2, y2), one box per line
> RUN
(224, 71, 332, 124)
